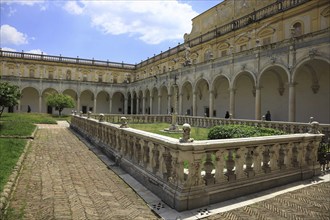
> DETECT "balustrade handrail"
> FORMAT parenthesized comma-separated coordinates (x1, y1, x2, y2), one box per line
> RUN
(70, 115, 323, 211)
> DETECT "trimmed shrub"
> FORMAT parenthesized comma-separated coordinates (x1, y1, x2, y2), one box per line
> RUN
(207, 125, 286, 140)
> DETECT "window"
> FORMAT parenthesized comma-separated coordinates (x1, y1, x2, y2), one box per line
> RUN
(29, 69, 35, 78)
(83, 74, 87, 81)
(292, 22, 302, 37)
(113, 76, 118, 83)
(98, 74, 103, 82)
(66, 70, 71, 80)
(262, 37, 271, 45)
(221, 50, 227, 57)
(48, 71, 53, 79)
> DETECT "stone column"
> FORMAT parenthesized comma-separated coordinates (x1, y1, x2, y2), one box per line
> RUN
(209, 90, 214, 117)
(255, 87, 261, 120)
(93, 98, 97, 113)
(149, 95, 153, 114)
(158, 95, 161, 114)
(109, 97, 112, 114)
(130, 96, 134, 115)
(39, 95, 42, 113)
(124, 97, 128, 114)
(193, 92, 197, 116)
(179, 93, 183, 115)
(289, 83, 296, 122)
(142, 96, 146, 114)
(167, 94, 171, 114)
(229, 88, 236, 118)
(77, 95, 80, 112)
(136, 96, 140, 114)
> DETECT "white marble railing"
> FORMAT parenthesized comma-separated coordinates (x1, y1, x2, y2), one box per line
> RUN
(71, 115, 324, 211)
(86, 114, 330, 142)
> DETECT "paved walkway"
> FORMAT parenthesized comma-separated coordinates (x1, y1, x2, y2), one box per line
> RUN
(5, 122, 330, 220)
(5, 122, 159, 220)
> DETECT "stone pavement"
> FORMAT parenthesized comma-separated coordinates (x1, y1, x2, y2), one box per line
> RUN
(4, 121, 330, 220)
(5, 122, 159, 220)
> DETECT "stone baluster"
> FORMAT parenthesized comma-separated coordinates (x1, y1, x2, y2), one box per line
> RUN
(156, 145, 166, 179)
(235, 147, 247, 180)
(139, 139, 145, 166)
(253, 145, 263, 175)
(214, 149, 226, 183)
(297, 142, 305, 167)
(284, 143, 293, 169)
(147, 141, 154, 172)
(225, 149, 236, 181)
(245, 147, 254, 177)
(203, 153, 215, 185)
(278, 144, 286, 169)
(269, 144, 280, 171)
(185, 155, 205, 187)
(262, 145, 271, 173)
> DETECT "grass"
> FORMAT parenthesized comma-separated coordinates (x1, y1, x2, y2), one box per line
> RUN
(0, 113, 69, 202)
(128, 123, 209, 140)
(0, 139, 26, 192)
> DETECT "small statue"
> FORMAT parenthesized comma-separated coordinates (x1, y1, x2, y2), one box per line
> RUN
(99, 113, 105, 122)
(179, 123, 194, 143)
(87, 111, 92, 118)
(120, 117, 129, 128)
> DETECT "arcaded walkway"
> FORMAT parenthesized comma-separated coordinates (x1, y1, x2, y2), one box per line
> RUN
(6, 122, 159, 220)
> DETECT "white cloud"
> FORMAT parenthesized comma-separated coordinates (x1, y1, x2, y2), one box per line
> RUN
(64, 0, 198, 44)
(1, 0, 45, 6)
(0, 24, 28, 45)
(26, 49, 46, 54)
(63, 1, 84, 15)
(1, 47, 16, 52)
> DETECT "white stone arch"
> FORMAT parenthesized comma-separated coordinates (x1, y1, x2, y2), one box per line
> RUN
(258, 63, 290, 86)
(232, 71, 256, 119)
(111, 91, 125, 114)
(180, 81, 193, 115)
(159, 85, 168, 114)
(194, 78, 210, 116)
(21, 86, 40, 113)
(80, 89, 95, 113)
(42, 87, 59, 114)
(292, 57, 330, 123)
(96, 90, 110, 114)
(259, 65, 289, 121)
(212, 75, 230, 118)
(62, 89, 77, 115)
(151, 87, 159, 114)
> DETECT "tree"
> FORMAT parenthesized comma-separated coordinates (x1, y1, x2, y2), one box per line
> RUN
(46, 93, 75, 116)
(0, 81, 21, 118)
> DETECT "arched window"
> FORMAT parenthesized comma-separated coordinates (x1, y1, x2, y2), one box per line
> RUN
(29, 69, 35, 78)
(292, 22, 303, 37)
(66, 70, 71, 80)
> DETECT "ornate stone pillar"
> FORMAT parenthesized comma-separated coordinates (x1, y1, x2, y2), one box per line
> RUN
(167, 94, 172, 114)
(289, 83, 296, 122)
(229, 88, 236, 118)
(255, 86, 261, 120)
(209, 90, 214, 117)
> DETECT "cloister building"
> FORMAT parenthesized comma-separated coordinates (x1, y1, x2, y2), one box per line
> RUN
(1, 0, 329, 123)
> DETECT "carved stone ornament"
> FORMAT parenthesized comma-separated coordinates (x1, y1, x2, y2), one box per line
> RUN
(309, 48, 317, 59)
(179, 123, 194, 143)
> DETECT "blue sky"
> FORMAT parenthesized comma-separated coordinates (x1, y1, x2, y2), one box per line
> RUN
(0, 0, 221, 64)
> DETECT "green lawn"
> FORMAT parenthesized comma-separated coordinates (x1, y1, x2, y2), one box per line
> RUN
(128, 123, 209, 140)
(0, 139, 26, 192)
(0, 113, 68, 195)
